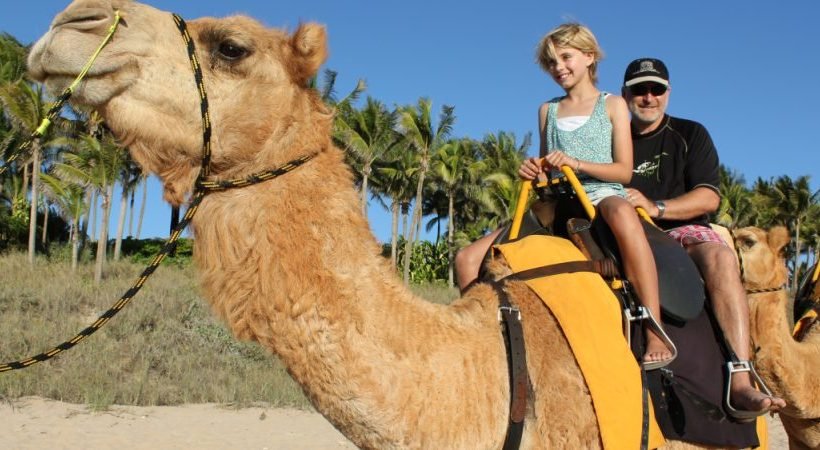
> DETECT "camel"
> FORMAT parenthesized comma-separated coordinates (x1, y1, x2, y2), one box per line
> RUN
(27, 1, 761, 448)
(733, 226, 820, 450)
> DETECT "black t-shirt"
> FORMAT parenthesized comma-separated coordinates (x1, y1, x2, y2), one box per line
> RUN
(627, 115, 720, 230)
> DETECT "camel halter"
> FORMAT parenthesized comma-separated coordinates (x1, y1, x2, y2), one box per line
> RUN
(730, 229, 787, 295)
(1, 12, 315, 372)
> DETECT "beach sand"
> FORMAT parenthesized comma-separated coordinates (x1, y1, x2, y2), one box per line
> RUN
(0, 396, 789, 449)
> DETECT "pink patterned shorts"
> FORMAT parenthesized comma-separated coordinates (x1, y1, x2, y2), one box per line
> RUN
(666, 224, 728, 248)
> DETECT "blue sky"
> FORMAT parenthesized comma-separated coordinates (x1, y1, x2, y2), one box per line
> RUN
(3, 1, 818, 242)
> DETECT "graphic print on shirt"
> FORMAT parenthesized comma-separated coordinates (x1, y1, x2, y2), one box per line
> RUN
(633, 151, 668, 182)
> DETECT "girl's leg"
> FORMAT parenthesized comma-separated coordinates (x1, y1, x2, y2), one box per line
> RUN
(597, 197, 673, 365)
(454, 228, 503, 292)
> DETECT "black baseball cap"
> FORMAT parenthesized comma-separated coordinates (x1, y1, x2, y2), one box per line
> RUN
(623, 58, 669, 87)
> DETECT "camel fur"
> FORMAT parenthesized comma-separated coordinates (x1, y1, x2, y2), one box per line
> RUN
(30, 1, 747, 448)
(733, 226, 820, 450)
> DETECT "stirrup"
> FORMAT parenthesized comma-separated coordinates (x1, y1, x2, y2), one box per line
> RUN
(623, 305, 678, 370)
(724, 360, 775, 423)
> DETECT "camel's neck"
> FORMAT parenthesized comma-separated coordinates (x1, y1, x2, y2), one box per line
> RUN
(748, 289, 791, 352)
(187, 147, 503, 446)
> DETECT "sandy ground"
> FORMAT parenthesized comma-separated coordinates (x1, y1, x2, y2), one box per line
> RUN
(0, 396, 790, 449)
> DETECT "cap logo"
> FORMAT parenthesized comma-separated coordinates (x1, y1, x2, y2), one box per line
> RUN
(639, 60, 658, 74)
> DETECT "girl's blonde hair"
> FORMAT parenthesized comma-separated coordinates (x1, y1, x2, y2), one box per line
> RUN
(536, 23, 604, 84)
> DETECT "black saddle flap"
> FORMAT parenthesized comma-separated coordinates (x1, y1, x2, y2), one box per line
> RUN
(592, 218, 706, 322)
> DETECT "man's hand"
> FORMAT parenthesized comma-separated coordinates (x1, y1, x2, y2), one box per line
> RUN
(625, 187, 658, 216)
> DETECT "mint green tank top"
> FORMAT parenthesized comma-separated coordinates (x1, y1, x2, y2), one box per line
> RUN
(545, 93, 626, 203)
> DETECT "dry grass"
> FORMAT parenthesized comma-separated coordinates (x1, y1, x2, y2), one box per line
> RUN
(0, 252, 456, 410)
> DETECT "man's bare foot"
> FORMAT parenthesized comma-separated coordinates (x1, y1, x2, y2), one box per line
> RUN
(643, 329, 675, 369)
(730, 384, 787, 415)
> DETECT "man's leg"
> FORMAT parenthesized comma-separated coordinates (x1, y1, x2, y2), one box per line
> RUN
(686, 242, 786, 413)
(454, 228, 503, 292)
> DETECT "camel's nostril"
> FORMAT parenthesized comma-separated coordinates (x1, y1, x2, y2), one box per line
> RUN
(52, 9, 112, 31)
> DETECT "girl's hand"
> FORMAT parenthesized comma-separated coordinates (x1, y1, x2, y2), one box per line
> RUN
(518, 157, 544, 180)
(544, 150, 581, 172)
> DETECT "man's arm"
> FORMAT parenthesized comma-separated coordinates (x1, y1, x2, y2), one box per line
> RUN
(626, 185, 719, 220)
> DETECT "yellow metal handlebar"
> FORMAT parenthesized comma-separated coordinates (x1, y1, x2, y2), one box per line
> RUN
(508, 160, 654, 240)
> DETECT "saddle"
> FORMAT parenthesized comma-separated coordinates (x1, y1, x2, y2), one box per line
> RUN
(495, 176, 705, 322)
(485, 173, 761, 448)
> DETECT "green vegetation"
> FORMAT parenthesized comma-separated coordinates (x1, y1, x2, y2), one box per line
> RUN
(0, 252, 456, 409)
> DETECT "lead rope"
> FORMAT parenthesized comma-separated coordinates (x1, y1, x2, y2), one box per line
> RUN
(1, 13, 315, 372)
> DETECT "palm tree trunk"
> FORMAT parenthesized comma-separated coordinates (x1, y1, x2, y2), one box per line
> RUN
(27, 144, 40, 265)
(447, 191, 455, 288)
(793, 218, 801, 293)
(113, 184, 128, 261)
(390, 201, 399, 268)
(89, 189, 98, 242)
(71, 219, 80, 271)
(41, 199, 49, 245)
(94, 184, 113, 283)
(136, 176, 147, 239)
(361, 164, 370, 216)
(402, 164, 427, 283)
(79, 187, 93, 255)
(128, 188, 135, 238)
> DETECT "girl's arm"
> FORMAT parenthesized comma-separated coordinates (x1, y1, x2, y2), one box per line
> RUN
(518, 102, 550, 180)
(566, 95, 632, 183)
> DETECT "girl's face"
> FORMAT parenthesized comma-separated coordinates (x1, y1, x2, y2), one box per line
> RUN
(547, 46, 594, 90)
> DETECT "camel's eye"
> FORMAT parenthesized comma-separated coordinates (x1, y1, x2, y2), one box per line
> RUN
(738, 236, 757, 250)
(216, 41, 247, 61)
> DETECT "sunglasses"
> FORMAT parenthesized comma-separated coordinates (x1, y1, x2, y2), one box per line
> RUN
(628, 83, 668, 97)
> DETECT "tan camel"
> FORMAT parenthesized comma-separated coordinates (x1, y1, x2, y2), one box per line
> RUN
(28, 1, 756, 448)
(733, 226, 820, 450)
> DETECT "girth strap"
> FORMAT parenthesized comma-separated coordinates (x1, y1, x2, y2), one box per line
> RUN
(505, 260, 607, 282)
(489, 281, 529, 450)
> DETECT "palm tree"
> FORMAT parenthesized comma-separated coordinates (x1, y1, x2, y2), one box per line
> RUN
(334, 97, 399, 216)
(40, 172, 87, 270)
(397, 98, 455, 283)
(0, 80, 49, 264)
(715, 165, 754, 228)
(113, 155, 143, 260)
(371, 143, 418, 268)
(430, 138, 485, 286)
(755, 175, 820, 290)
(52, 132, 126, 282)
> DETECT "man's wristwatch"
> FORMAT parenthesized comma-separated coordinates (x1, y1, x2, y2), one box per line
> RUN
(654, 201, 666, 218)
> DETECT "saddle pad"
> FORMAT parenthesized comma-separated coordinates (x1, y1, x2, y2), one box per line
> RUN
(495, 235, 665, 450)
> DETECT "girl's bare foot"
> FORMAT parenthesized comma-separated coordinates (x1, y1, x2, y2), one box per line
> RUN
(643, 328, 674, 369)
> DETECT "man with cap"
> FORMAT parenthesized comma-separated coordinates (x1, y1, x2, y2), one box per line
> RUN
(621, 58, 786, 418)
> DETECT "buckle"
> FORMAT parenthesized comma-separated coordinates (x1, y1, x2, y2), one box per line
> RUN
(498, 305, 522, 322)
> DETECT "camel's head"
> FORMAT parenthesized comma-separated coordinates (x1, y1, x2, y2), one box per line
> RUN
(28, 0, 332, 205)
(734, 226, 790, 291)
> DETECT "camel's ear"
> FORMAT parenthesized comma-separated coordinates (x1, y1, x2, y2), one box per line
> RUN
(289, 22, 328, 84)
(768, 226, 790, 257)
